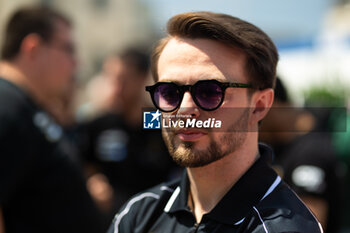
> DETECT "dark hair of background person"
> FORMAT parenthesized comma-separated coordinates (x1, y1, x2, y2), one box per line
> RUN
(118, 48, 150, 76)
(274, 77, 289, 103)
(1, 6, 71, 60)
(151, 11, 279, 90)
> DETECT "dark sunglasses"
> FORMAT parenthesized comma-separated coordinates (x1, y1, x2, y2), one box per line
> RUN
(145, 79, 254, 112)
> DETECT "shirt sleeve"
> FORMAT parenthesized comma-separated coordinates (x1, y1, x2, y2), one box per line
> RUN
(106, 207, 134, 233)
(106, 190, 163, 233)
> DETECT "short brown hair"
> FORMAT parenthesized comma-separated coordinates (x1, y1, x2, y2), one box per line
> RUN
(1, 6, 71, 60)
(151, 11, 278, 90)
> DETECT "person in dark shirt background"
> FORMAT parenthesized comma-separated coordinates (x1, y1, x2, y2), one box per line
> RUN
(260, 77, 344, 233)
(0, 6, 105, 233)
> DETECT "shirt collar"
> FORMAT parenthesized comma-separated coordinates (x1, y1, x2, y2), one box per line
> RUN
(164, 170, 191, 213)
(164, 143, 279, 225)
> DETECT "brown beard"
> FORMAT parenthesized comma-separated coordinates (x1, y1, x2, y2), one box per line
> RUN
(162, 108, 250, 167)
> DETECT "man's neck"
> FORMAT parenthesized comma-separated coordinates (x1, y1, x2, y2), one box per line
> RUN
(187, 136, 259, 223)
(0, 61, 55, 114)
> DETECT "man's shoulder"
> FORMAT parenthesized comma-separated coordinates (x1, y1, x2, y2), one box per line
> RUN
(252, 180, 323, 232)
(0, 78, 32, 119)
(108, 179, 180, 233)
(120, 179, 180, 213)
(0, 79, 31, 135)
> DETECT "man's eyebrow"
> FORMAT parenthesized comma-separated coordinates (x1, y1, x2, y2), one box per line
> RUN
(158, 78, 227, 84)
(207, 77, 226, 82)
(158, 74, 233, 84)
(157, 79, 175, 82)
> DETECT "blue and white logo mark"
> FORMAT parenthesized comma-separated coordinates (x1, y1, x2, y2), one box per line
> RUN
(143, 110, 161, 129)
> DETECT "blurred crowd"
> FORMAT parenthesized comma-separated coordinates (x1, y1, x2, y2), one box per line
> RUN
(0, 4, 349, 233)
(260, 77, 350, 233)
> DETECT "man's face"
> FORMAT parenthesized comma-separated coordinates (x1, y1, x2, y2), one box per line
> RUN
(103, 57, 146, 111)
(36, 20, 76, 100)
(157, 38, 255, 167)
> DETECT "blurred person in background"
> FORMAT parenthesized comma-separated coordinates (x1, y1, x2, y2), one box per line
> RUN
(0, 6, 106, 233)
(260, 77, 343, 233)
(78, 48, 179, 220)
(81, 50, 151, 119)
(331, 102, 350, 233)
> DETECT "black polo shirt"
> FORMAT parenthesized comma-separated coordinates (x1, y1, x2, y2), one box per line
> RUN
(107, 144, 323, 233)
(0, 78, 105, 232)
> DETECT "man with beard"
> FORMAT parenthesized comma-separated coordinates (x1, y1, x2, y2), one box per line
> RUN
(107, 12, 323, 233)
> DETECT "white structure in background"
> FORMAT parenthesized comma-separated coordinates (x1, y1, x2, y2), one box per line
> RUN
(277, 2, 350, 105)
(0, 0, 157, 81)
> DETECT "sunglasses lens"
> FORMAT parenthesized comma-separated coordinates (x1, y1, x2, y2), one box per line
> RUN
(195, 81, 223, 110)
(154, 83, 180, 111)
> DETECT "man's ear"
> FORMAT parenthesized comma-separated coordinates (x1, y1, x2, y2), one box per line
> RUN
(19, 33, 42, 59)
(250, 88, 274, 124)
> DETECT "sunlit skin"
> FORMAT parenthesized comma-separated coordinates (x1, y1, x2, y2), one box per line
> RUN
(159, 39, 252, 157)
(25, 19, 77, 106)
(157, 37, 274, 223)
(0, 19, 76, 117)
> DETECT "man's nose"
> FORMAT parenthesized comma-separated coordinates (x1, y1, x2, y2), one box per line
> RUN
(176, 91, 200, 118)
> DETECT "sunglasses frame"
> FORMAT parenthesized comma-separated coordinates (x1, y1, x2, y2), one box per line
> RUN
(145, 79, 254, 112)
